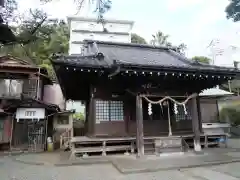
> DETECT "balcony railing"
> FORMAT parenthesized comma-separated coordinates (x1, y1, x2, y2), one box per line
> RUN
(0, 79, 23, 99)
(0, 79, 41, 99)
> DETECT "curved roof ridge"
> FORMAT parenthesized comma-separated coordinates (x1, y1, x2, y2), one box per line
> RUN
(84, 40, 174, 51)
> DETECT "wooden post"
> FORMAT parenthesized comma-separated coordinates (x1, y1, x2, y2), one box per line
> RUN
(9, 115, 14, 153)
(191, 96, 202, 152)
(136, 95, 144, 157)
(196, 97, 203, 133)
(87, 86, 95, 136)
(167, 101, 172, 136)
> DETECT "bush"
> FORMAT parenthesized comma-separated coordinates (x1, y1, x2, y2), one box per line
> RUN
(219, 107, 240, 126)
(73, 112, 85, 121)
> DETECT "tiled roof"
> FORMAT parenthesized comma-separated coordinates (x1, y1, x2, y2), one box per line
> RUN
(52, 41, 240, 74)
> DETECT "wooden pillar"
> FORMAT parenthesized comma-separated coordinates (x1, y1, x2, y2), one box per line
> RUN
(136, 95, 144, 157)
(191, 96, 202, 152)
(9, 115, 14, 152)
(167, 101, 172, 136)
(196, 97, 203, 133)
(87, 87, 95, 136)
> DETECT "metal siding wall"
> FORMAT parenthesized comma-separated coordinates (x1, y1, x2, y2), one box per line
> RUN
(200, 98, 218, 123)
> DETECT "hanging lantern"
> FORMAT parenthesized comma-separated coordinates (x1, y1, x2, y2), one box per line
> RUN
(183, 104, 188, 115)
(174, 103, 178, 114)
(148, 103, 152, 115)
(160, 102, 163, 114)
(163, 101, 168, 106)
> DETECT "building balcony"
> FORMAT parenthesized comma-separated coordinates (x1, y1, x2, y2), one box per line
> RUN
(0, 79, 40, 100)
(0, 79, 23, 99)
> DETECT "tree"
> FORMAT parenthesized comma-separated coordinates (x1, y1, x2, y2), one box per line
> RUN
(177, 43, 187, 55)
(0, 9, 70, 79)
(150, 30, 187, 55)
(192, 56, 211, 64)
(1, 0, 111, 45)
(225, 0, 240, 22)
(39, 0, 111, 21)
(73, 112, 85, 121)
(150, 31, 169, 46)
(219, 107, 240, 126)
(1, 0, 110, 79)
(131, 33, 147, 44)
(1, 0, 18, 23)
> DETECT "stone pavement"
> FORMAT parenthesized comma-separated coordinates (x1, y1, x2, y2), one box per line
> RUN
(1, 138, 240, 179)
(111, 151, 240, 174)
(1, 156, 240, 180)
(11, 147, 240, 173)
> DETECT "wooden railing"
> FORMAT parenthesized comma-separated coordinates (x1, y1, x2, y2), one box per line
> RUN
(60, 128, 73, 149)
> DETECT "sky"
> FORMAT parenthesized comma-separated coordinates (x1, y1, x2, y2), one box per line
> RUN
(17, 0, 240, 67)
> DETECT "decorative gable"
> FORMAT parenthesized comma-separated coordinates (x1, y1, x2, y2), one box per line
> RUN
(0, 55, 34, 67)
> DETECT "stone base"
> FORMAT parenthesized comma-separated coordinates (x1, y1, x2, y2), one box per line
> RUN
(194, 139, 202, 152)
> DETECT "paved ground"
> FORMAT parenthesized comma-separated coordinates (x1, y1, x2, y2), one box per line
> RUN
(1, 156, 240, 180)
(1, 138, 240, 179)
(11, 147, 240, 173)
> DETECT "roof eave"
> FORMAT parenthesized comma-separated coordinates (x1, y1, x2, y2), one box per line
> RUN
(51, 59, 239, 77)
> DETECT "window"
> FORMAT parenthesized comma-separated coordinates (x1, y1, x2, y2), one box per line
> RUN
(57, 115, 69, 125)
(96, 100, 109, 122)
(88, 23, 95, 30)
(175, 105, 192, 121)
(25, 111, 36, 117)
(0, 79, 23, 97)
(80, 47, 85, 55)
(109, 35, 114, 38)
(89, 33, 94, 40)
(95, 100, 124, 123)
(110, 101, 124, 121)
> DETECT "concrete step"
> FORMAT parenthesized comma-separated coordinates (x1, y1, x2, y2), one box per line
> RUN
(159, 147, 182, 153)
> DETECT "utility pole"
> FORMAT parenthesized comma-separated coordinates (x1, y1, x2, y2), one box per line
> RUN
(0, 0, 4, 7)
(0, 0, 4, 23)
(207, 39, 224, 65)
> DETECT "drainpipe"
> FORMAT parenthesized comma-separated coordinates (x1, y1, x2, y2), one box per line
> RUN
(0, 0, 4, 7)
(36, 67, 40, 100)
(44, 111, 59, 150)
(8, 112, 15, 154)
(228, 80, 232, 93)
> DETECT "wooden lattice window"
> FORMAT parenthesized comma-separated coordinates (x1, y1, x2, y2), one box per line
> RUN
(175, 105, 192, 121)
(95, 100, 124, 123)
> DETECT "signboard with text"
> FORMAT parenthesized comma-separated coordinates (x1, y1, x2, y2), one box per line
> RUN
(16, 108, 45, 120)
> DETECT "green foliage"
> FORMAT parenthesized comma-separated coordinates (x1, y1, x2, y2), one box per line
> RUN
(150, 31, 169, 46)
(177, 43, 187, 55)
(95, 0, 112, 21)
(150, 31, 187, 54)
(1, 0, 18, 22)
(219, 107, 240, 126)
(225, 0, 240, 22)
(0, 9, 70, 80)
(131, 33, 147, 44)
(192, 56, 211, 64)
(73, 112, 85, 121)
(40, 0, 111, 22)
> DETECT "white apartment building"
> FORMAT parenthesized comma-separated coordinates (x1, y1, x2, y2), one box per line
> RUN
(67, 16, 134, 55)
